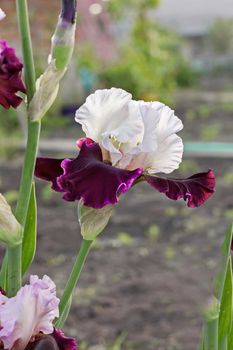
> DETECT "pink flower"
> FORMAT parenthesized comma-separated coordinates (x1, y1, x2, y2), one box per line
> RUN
(0, 40, 26, 109)
(0, 275, 77, 350)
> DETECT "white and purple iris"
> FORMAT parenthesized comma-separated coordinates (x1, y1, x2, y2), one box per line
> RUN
(0, 275, 76, 350)
(35, 88, 215, 209)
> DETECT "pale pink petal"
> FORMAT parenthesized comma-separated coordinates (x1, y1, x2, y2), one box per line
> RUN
(0, 275, 59, 350)
(0, 8, 5, 20)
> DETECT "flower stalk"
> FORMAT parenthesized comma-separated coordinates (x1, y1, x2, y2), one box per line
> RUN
(7, 245, 22, 297)
(57, 239, 93, 323)
(6, 0, 39, 296)
(16, 0, 36, 102)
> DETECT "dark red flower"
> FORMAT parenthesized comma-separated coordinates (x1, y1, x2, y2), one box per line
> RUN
(0, 40, 26, 109)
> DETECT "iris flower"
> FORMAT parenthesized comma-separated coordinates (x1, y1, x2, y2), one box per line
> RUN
(0, 275, 76, 350)
(0, 40, 26, 109)
(35, 88, 215, 209)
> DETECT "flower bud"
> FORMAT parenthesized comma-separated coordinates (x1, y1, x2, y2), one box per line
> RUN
(51, 0, 77, 71)
(0, 194, 22, 246)
(203, 296, 220, 321)
(78, 201, 113, 241)
(29, 61, 64, 121)
(28, 1, 77, 121)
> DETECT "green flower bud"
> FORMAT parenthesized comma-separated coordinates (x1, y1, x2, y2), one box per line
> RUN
(29, 61, 65, 121)
(51, 19, 76, 71)
(51, 0, 77, 71)
(29, 1, 77, 121)
(78, 201, 113, 241)
(0, 194, 22, 246)
(204, 296, 220, 321)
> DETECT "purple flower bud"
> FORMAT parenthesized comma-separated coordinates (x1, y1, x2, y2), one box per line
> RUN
(61, 0, 77, 24)
(51, 0, 77, 70)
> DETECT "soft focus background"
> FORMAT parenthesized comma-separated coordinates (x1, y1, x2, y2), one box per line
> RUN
(0, 1, 233, 349)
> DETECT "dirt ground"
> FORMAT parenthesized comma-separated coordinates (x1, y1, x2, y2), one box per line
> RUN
(0, 95, 233, 350)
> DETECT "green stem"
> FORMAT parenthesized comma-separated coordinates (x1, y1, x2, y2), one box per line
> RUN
(16, 121, 41, 225)
(6, 0, 39, 296)
(0, 254, 8, 291)
(58, 239, 93, 321)
(220, 338, 227, 350)
(204, 317, 219, 350)
(16, 0, 36, 102)
(7, 245, 22, 297)
(55, 297, 72, 328)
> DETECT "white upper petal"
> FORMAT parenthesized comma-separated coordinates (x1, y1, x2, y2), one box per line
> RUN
(126, 102, 183, 173)
(155, 105, 183, 143)
(75, 89, 183, 173)
(75, 88, 142, 142)
(0, 9, 5, 20)
(75, 88, 144, 165)
(145, 134, 184, 174)
(117, 101, 162, 168)
(0, 275, 59, 350)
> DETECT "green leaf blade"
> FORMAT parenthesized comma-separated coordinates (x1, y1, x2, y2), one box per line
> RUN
(214, 224, 233, 300)
(218, 257, 233, 346)
(203, 296, 220, 350)
(22, 183, 37, 275)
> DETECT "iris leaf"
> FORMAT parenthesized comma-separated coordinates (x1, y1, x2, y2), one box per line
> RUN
(218, 257, 232, 346)
(214, 223, 233, 300)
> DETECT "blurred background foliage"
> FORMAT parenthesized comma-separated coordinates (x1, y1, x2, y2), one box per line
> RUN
(106, 0, 195, 98)
(0, 0, 233, 150)
(77, 0, 195, 102)
(0, 0, 196, 146)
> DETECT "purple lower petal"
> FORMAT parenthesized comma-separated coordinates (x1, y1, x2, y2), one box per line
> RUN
(28, 335, 60, 350)
(0, 287, 5, 295)
(27, 329, 77, 350)
(52, 328, 77, 350)
(58, 142, 142, 208)
(35, 142, 142, 209)
(35, 158, 64, 192)
(144, 169, 215, 207)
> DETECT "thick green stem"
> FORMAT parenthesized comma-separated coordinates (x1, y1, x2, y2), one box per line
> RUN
(16, 0, 36, 102)
(7, 245, 22, 297)
(6, 0, 39, 296)
(58, 240, 93, 321)
(55, 297, 72, 329)
(204, 318, 219, 350)
(16, 121, 41, 225)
